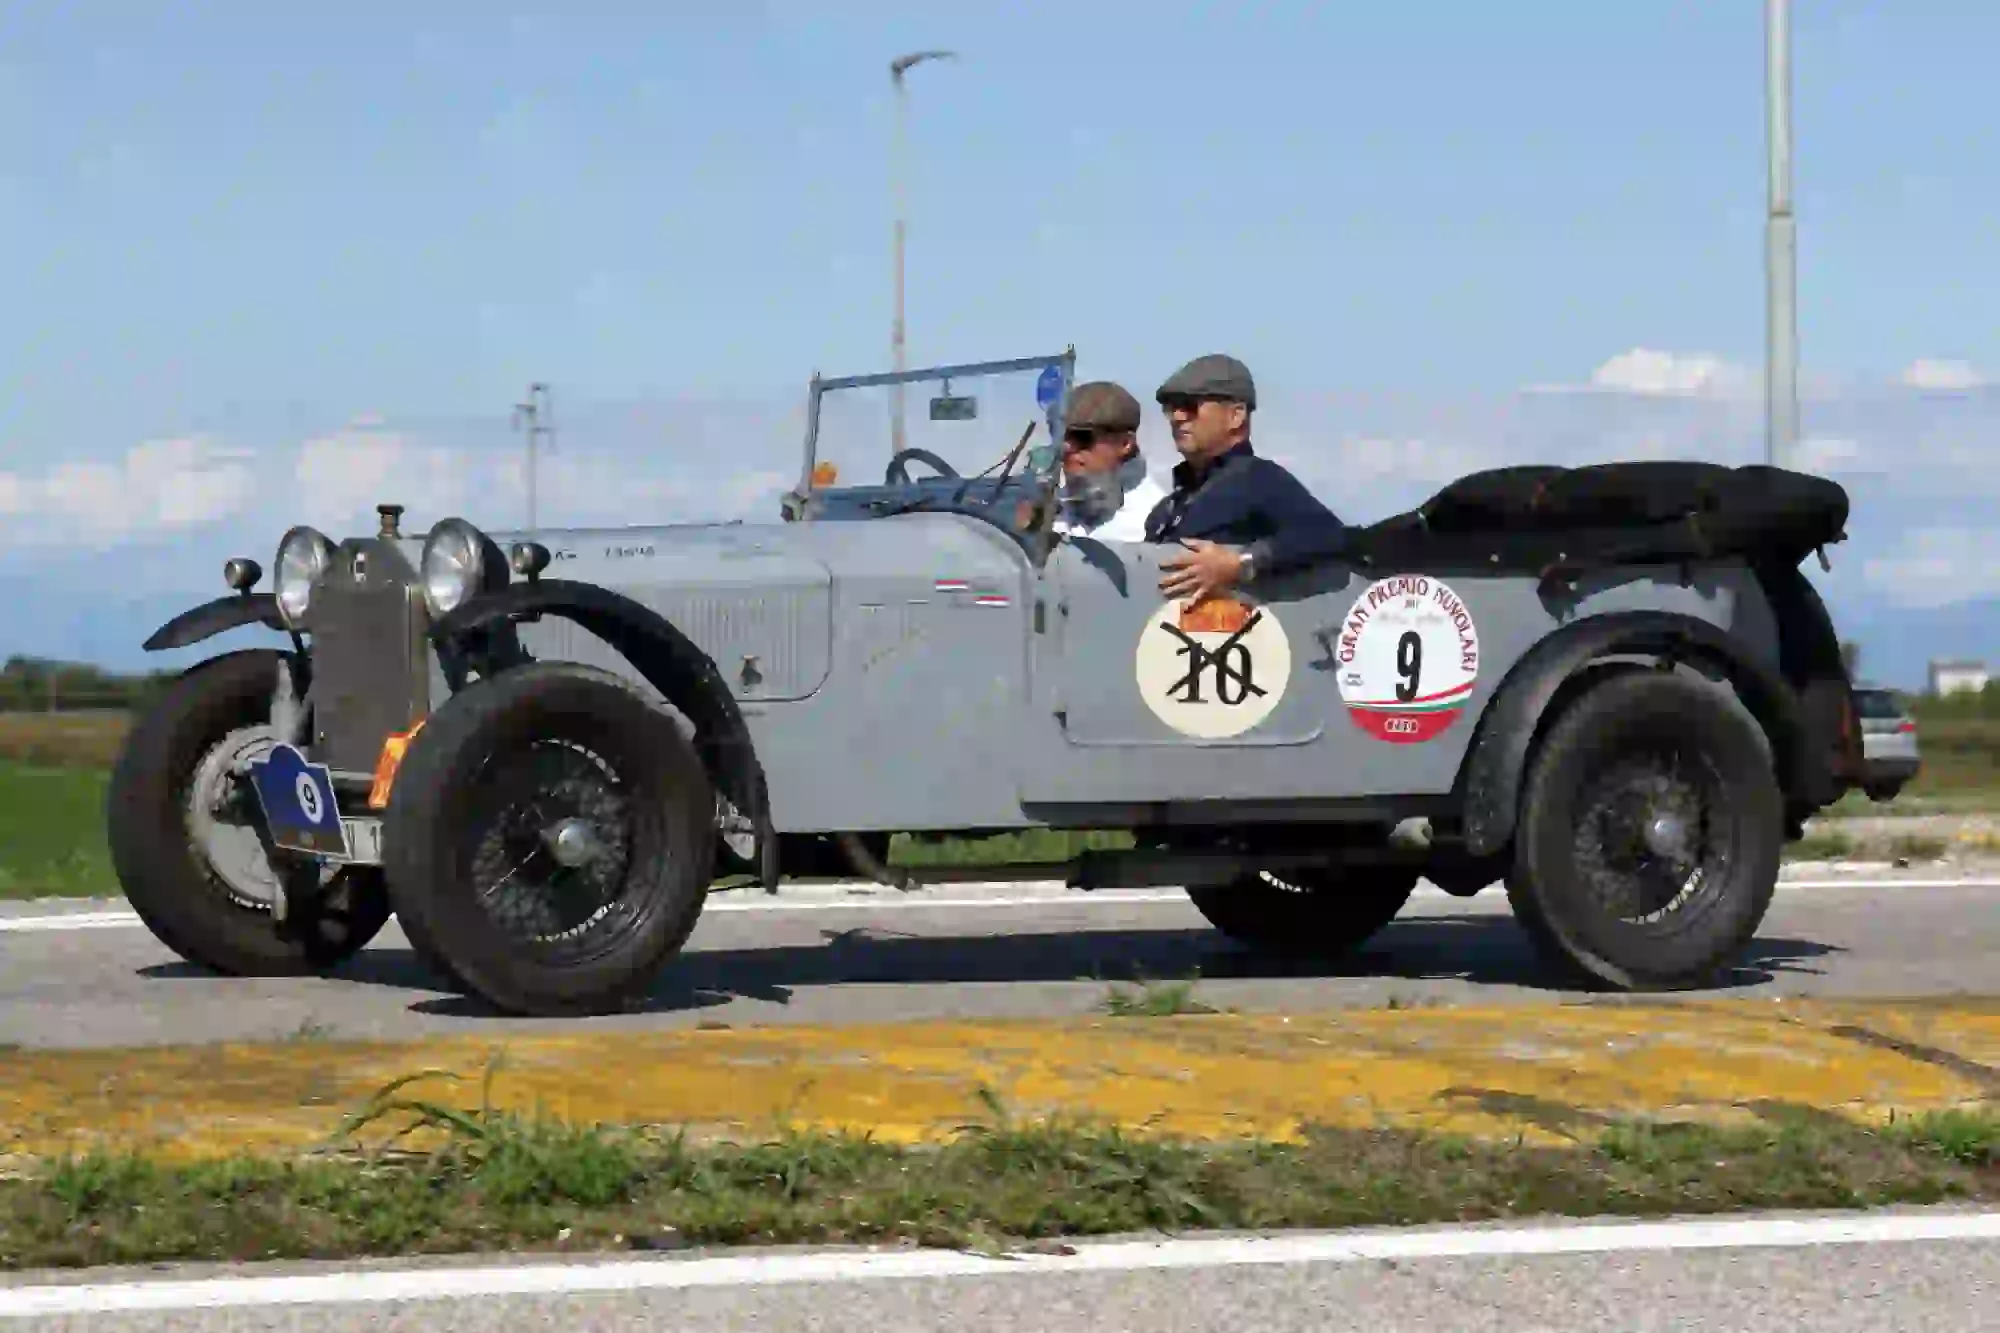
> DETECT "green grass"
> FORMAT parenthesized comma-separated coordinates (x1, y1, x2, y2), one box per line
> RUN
(1102, 975, 1217, 1016)
(0, 763, 114, 900)
(0, 1086, 1990, 1272)
(891, 828, 1135, 868)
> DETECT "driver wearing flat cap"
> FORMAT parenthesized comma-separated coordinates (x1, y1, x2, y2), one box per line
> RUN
(1144, 353, 1347, 604)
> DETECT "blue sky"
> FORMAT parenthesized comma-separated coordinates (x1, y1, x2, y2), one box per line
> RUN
(3, 2, 1996, 687)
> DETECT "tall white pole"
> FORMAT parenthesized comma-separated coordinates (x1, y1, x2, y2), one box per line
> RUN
(891, 71, 908, 458)
(888, 50, 955, 461)
(1766, 0, 1798, 467)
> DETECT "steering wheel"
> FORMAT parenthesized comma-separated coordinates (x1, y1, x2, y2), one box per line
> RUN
(884, 447, 960, 486)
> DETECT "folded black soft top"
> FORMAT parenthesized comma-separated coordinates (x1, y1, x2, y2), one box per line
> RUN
(1346, 460, 1851, 576)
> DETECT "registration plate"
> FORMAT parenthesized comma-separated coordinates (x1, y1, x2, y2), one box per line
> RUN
(339, 816, 384, 865)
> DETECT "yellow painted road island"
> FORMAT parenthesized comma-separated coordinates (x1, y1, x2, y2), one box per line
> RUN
(3, 998, 1994, 1165)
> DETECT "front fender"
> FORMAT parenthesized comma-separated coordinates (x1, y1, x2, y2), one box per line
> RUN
(1455, 610, 1803, 858)
(434, 578, 775, 885)
(142, 594, 285, 652)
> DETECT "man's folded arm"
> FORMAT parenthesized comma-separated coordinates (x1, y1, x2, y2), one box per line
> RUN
(1242, 468, 1350, 574)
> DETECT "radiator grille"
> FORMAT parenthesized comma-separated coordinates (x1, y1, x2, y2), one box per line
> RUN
(306, 539, 431, 774)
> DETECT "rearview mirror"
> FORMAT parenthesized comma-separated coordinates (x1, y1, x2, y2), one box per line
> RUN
(928, 394, 978, 421)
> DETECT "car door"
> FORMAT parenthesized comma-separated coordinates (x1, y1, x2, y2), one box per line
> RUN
(1020, 536, 1382, 806)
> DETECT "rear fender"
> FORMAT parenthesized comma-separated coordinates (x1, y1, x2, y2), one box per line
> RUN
(142, 594, 286, 653)
(1751, 557, 1864, 809)
(1455, 610, 1806, 858)
(431, 579, 775, 885)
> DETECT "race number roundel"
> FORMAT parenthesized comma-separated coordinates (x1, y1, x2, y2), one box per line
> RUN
(294, 772, 324, 823)
(1135, 596, 1291, 740)
(1332, 574, 1481, 744)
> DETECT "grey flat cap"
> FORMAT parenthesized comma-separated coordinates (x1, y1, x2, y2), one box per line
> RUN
(1156, 353, 1256, 409)
(1063, 380, 1142, 432)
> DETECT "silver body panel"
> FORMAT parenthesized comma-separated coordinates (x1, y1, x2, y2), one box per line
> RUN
(462, 511, 1788, 836)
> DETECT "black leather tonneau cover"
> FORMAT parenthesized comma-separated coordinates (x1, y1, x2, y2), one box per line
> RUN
(1348, 461, 1850, 575)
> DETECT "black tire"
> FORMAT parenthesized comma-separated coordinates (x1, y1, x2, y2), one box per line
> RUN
(380, 661, 716, 1017)
(106, 648, 392, 975)
(1186, 866, 1417, 958)
(1505, 668, 1782, 990)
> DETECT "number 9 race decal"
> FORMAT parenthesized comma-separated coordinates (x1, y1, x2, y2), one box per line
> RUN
(1331, 574, 1480, 744)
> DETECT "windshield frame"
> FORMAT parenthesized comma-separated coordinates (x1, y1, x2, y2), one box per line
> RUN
(793, 348, 1076, 503)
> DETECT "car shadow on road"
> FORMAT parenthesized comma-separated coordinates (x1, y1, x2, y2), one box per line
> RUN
(269, 912, 1847, 1021)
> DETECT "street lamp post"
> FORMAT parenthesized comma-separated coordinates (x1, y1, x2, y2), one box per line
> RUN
(512, 383, 554, 533)
(1766, 0, 1797, 467)
(889, 48, 955, 458)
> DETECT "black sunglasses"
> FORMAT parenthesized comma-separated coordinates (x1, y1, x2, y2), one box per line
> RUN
(1155, 393, 1236, 413)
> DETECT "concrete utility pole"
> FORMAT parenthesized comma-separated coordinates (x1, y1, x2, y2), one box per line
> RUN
(512, 383, 555, 532)
(889, 48, 956, 458)
(1766, 0, 1798, 467)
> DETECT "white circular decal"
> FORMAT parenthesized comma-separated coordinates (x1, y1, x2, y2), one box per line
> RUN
(293, 772, 324, 823)
(1135, 596, 1292, 739)
(1331, 574, 1481, 744)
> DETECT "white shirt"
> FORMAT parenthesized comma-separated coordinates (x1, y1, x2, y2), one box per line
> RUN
(1056, 471, 1168, 542)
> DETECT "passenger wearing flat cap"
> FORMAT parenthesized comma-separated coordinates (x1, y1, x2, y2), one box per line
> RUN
(1051, 381, 1168, 542)
(1144, 353, 1346, 603)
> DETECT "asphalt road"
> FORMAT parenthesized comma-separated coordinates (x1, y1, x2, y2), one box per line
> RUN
(1, 870, 1995, 1048)
(4, 1210, 1996, 1331)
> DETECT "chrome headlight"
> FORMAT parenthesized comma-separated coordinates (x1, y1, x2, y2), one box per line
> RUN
(273, 526, 335, 627)
(420, 517, 488, 616)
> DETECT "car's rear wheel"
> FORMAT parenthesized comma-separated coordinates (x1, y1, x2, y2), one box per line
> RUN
(106, 648, 392, 975)
(380, 662, 715, 1017)
(1506, 668, 1782, 990)
(1186, 866, 1417, 958)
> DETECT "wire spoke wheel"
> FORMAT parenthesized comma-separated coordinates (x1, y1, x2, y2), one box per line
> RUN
(107, 648, 391, 975)
(1571, 745, 1734, 928)
(1508, 668, 1782, 991)
(381, 662, 716, 1017)
(465, 739, 640, 955)
(1186, 863, 1416, 959)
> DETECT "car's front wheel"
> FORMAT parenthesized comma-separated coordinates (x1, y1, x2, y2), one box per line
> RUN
(106, 648, 392, 975)
(1506, 668, 1783, 990)
(1186, 866, 1417, 958)
(380, 662, 716, 1017)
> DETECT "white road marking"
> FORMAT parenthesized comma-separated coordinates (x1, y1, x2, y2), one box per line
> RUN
(0, 911, 144, 934)
(1, 1209, 1994, 1317)
(1, 877, 1995, 935)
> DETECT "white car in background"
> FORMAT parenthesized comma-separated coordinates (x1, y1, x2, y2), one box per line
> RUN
(1854, 686, 1921, 800)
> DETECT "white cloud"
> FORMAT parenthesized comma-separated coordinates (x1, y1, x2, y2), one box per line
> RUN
(1862, 526, 2000, 608)
(1526, 348, 1755, 399)
(1899, 358, 1987, 391)
(0, 437, 258, 547)
(7, 346, 1999, 623)
(292, 422, 486, 531)
(1591, 348, 1751, 397)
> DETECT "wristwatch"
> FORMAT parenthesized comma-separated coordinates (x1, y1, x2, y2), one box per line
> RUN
(1236, 548, 1257, 583)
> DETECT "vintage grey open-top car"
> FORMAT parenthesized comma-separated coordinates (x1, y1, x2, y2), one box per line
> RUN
(111, 349, 1868, 1016)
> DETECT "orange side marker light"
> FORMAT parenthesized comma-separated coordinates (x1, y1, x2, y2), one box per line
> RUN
(368, 720, 426, 809)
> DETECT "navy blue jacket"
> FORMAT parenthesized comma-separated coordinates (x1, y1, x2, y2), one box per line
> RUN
(1142, 440, 1348, 575)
